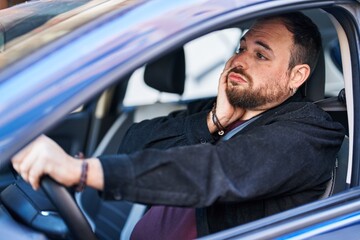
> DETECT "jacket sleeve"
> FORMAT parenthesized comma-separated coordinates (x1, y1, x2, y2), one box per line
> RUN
(117, 98, 216, 153)
(99, 103, 345, 207)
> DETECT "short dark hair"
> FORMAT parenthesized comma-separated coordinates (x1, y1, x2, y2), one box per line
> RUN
(258, 12, 322, 74)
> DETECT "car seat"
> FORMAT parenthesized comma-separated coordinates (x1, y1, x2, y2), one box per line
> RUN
(303, 43, 349, 198)
(298, 44, 349, 198)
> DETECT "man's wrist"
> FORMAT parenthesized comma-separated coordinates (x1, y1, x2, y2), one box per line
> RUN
(76, 160, 88, 192)
(86, 158, 105, 190)
(207, 110, 227, 135)
(211, 103, 226, 135)
(71, 157, 104, 191)
(207, 111, 218, 134)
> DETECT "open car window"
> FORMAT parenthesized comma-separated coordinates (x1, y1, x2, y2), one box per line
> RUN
(123, 28, 242, 106)
(123, 9, 344, 107)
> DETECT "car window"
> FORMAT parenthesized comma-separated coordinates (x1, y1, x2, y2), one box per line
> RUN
(325, 39, 344, 96)
(305, 10, 344, 97)
(123, 28, 242, 106)
(0, 0, 137, 68)
(123, 10, 344, 108)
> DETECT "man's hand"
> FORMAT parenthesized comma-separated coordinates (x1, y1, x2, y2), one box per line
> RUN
(11, 135, 104, 191)
(207, 55, 245, 133)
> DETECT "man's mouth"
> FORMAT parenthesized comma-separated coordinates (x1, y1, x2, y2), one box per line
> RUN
(228, 72, 247, 84)
(227, 67, 251, 86)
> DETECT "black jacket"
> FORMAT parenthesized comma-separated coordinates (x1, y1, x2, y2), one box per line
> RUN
(98, 93, 345, 236)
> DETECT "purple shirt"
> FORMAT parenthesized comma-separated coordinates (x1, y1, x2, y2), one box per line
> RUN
(131, 206, 197, 240)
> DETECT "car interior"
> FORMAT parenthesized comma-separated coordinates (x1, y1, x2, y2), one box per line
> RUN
(0, 6, 351, 240)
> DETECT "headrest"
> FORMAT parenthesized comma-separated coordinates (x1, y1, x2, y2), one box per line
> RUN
(144, 48, 186, 95)
(300, 46, 325, 101)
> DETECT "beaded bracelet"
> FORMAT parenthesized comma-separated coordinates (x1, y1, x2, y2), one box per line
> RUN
(211, 103, 225, 136)
(75, 152, 88, 192)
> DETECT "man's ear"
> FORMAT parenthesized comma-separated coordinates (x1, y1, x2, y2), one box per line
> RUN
(289, 64, 311, 89)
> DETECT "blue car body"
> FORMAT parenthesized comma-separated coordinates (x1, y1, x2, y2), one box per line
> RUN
(0, 0, 360, 239)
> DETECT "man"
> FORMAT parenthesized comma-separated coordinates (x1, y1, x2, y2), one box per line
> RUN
(12, 12, 345, 239)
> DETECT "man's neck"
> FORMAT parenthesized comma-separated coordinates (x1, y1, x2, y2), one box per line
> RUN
(240, 94, 298, 121)
(240, 109, 266, 121)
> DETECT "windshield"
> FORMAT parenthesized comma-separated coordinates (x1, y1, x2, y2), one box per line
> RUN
(0, 0, 138, 69)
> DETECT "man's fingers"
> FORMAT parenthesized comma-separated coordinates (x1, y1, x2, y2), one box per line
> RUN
(28, 160, 45, 190)
(11, 135, 77, 189)
(12, 161, 20, 173)
(14, 145, 42, 184)
(11, 136, 46, 177)
(224, 54, 236, 70)
(11, 137, 41, 164)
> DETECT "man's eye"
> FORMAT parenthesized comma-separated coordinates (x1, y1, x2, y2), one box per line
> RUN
(236, 47, 245, 54)
(256, 52, 267, 60)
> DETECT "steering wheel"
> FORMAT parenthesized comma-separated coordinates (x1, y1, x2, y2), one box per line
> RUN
(41, 176, 97, 240)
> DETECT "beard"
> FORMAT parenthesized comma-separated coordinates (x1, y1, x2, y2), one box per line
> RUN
(225, 67, 289, 109)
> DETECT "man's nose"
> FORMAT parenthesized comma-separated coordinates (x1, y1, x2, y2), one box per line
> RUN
(232, 52, 249, 69)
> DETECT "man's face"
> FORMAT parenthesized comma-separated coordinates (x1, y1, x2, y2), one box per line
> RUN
(226, 18, 295, 110)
